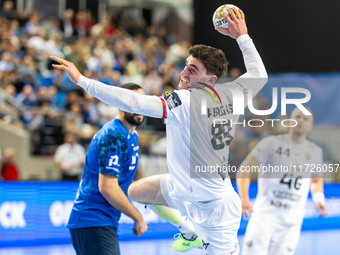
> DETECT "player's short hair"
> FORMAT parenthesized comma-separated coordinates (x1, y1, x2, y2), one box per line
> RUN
(121, 83, 143, 91)
(189, 44, 229, 78)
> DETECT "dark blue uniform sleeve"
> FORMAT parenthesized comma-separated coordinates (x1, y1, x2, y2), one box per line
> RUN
(98, 133, 128, 178)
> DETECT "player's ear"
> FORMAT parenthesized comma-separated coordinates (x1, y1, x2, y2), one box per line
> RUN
(209, 75, 217, 85)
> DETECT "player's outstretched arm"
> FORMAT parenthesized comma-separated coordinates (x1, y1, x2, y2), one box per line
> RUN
(98, 173, 148, 237)
(50, 56, 164, 118)
(311, 177, 327, 217)
(236, 153, 260, 218)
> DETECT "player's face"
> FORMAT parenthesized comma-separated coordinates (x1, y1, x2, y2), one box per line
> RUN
(179, 56, 215, 89)
(291, 109, 313, 135)
(65, 133, 76, 144)
(124, 88, 145, 126)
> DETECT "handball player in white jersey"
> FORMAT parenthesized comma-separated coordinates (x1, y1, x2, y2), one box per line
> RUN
(50, 7, 268, 254)
(237, 107, 327, 255)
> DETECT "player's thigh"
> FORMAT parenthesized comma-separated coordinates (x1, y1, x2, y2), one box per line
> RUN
(242, 215, 273, 255)
(70, 226, 120, 255)
(128, 174, 168, 205)
(268, 224, 301, 255)
(188, 191, 241, 255)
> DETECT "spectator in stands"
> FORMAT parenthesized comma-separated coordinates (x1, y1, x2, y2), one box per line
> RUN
(0, 1, 15, 21)
(0, 52, 15, 72)
(16, 9, 28, 27)
(48, 86, 58, 108)
(26, 28, 46, 58)
(3, 84, 17, 111)
(45, 32, 64, 58)
(90, 14, 116, 38)
(59, 9, 75, 40)
(17, 84, 37, 107)
(97, 101, 119, 126)
(73, 11, 88, 39)
(83, 94, 100, 124)
(64, 103, 84, 134)
(19, 55, 37, 82)
(94, 38, 115, 69)
(54, 132, 85, 181)
(1, 148, 20, 181)
(86, 48, 103, 73)
(150, 136, 167, 156)
(24, 13, 41, 35)
(37, 86, 48, 106)
(142, 69, 163, 95)
(0, 5, 200, 158)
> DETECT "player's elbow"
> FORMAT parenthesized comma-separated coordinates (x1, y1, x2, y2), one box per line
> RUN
(249, 69, 268, 89)
(261, 74, 268, 88)
(98, 183, 109, 196)
(262, 70, 268, 83)
(98, 175, 119, 196)
(253, 68, 268, 81)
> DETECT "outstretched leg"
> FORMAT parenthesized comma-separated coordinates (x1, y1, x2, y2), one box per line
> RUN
(128, 174, 202, 252)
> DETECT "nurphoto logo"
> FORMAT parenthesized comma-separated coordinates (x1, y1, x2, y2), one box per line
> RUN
(201, 86, 311, 128)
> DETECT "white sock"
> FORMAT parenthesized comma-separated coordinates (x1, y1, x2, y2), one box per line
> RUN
(147, 204, 197, 240)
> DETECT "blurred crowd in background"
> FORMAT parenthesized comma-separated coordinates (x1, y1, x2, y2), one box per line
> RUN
(0, 0, 282, 180)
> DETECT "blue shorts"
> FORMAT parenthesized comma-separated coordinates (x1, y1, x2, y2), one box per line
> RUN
(70, 226, 120, 255)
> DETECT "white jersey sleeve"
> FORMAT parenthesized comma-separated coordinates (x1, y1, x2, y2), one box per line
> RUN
(161, 89, 190, 127)
(250, 136, 275, 164)
(234, 35, 268, 98)
(217, 35, 268, 111)
(77, 75, 164, 118)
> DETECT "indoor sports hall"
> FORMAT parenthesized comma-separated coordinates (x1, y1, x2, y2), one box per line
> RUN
(0, 0, 339, 254)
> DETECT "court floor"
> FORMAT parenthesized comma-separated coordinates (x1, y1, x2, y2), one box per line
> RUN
(1, 229, 339, 255)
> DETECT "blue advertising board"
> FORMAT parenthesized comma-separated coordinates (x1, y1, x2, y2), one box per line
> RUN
(0, 182, 339, 247)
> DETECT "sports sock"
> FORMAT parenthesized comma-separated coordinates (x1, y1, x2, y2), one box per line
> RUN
(147, 204, 197, 240)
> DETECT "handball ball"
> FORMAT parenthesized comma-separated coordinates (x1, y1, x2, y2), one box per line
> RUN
(212, 4, 239, 34)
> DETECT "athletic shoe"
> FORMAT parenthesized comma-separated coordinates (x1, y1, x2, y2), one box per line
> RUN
(172, 233, 203, 252)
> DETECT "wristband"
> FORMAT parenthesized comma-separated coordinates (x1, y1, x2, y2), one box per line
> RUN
(312, 192, 325, 205)
(236, 34, 251, 44)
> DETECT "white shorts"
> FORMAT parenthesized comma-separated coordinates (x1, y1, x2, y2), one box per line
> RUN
(160, 174, 242, 255)
(242, 214, 301, 255)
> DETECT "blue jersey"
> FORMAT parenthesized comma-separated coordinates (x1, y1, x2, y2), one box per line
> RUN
(67, 118, 139, 229)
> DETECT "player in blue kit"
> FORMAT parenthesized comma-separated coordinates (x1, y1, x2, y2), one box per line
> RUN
(67, 83, 148, 255)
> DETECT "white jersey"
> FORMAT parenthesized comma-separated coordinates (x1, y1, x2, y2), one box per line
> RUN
(79, 35, 267, 203)
(161, 36, 267, 202)
(251, 134, 323, 225)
